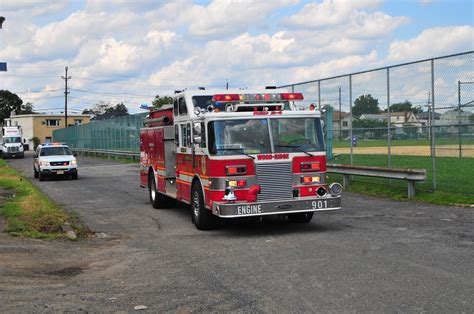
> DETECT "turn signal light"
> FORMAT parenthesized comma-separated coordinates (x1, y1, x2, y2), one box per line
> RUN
(301, 162, 320, 172)
(301, 176, 320, 184)
(227, 179, 247, 188)
(226, 165, 247, 176)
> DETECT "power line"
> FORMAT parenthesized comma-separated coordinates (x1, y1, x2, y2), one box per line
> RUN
(69, 87, 156, 98)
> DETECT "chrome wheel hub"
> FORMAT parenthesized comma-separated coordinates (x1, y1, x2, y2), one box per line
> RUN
(193, 191, 200, 217)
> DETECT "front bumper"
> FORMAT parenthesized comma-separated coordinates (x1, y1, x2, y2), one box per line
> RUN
(212, 195, 341, 218)
(40, 168, 77, 176)
(3, 152, 24, 158)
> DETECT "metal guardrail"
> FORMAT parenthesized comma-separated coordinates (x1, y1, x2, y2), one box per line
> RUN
(72, 148, 139, 161)
(327, 164, 427, 198)
(71, 149, 426, 198)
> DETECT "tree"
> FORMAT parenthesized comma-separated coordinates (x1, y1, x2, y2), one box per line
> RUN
(22, 102, 35, 114)
(352, 94, 380, 117)
(82, 101, 114, 115)
(0, 90, 35, 122)
(106, 102, 128, 114)
(386, 100, 421, 114)
(152, 95, 173, 108)
(352, 118, 386, 129)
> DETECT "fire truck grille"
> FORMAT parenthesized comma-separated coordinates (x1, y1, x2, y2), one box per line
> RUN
(256, 162, 293, 201)
(7, 147, 19, 153)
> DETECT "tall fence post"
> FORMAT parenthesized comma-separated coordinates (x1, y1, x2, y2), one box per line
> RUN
(431, 58, 437, 190)
(325, 106, 333, 160)
(318, 81, 321, 109)
(387, 67, 391, 168)
(349, 74, 353, 165)
(458, 80, 462, 158)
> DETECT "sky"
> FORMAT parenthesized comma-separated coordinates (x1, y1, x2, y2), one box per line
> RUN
(0, 0, 473, 114)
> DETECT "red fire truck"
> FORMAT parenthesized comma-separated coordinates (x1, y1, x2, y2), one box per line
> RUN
(140, 89, 342, 230)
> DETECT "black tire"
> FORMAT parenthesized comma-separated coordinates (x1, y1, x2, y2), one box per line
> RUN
(39, 172, 45, 181)
(34, 168, 39, 178)
(191, 182, 217, 230)
(288, 212, 314, 223)
(71, 172, 78, 180)
(148, 173, 161, 209)
(148, 172, 176, 209)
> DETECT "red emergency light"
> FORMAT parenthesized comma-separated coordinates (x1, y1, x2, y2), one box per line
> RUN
(213, 94, 241, 102)
(281, 93, 304, 100)
(212, 93, 304, 103)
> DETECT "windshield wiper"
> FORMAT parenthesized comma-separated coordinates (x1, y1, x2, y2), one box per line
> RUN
(216, 148, 255, 159)
(275, 144, 314, 157)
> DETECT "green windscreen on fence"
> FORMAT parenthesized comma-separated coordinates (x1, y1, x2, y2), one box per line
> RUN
(53, 113, 148, 152)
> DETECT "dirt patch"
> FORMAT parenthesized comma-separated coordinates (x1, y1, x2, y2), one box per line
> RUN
(334, 144, 474, 157)
(44, 266, 84, 278)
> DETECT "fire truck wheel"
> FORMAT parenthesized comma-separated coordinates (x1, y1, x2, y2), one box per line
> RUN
(149, 174, 162, 209)
(191, 182, 216, 230)
(288, 212, 314, 223)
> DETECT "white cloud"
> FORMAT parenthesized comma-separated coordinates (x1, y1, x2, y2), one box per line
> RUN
(348, 11, 410, 39)
(188, 0, 297, 38)
(1, 0, 69, 17)
(388, 26, 474, 61)
(0, 1, 472, 113)
(283, 0, 382, 28)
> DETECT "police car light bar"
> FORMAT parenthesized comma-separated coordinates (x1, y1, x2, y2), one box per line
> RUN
(212, 93, 304, 102)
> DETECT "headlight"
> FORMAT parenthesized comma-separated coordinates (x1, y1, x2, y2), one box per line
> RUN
(329, 183, 343, 196)
(39, 161, 50, 167)
(70, 160, 77, 166)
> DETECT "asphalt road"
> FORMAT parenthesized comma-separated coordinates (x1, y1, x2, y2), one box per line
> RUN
(0, 152, 473, 312)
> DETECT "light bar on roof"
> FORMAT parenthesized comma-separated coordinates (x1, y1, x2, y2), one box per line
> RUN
(213, 94, 240, 102)
(212, 93, 304, 102)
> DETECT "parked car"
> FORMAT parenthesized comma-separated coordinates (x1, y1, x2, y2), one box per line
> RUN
(394, 131, 408, 140)
(33, 143, 78, 181)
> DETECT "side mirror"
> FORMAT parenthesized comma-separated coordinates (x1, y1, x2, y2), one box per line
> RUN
(73, 152, 78, 157)
(193, 122, 202, 144)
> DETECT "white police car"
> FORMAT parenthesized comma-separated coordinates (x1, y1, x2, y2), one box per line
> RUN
(33, 143, 78, 181)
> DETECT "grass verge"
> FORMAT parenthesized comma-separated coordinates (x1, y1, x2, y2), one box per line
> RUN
(328, 154, 474, 206)
(78, 153, 138, 164)
(0, 159, 89, 239)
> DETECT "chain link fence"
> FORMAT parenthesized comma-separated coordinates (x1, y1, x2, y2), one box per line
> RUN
(53, 113, 147, 153)
(53, 52, 473, 195)
(280, 51, 474, 195)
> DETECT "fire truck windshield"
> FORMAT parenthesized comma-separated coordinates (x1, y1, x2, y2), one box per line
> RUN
(208, 117, 325, 156)
(271, 118, 325, 153)
(208, 119, 271, 155)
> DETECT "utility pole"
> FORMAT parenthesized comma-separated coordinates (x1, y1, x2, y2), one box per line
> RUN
(338, 86, 342, 141)
(61, 67, 71, 128)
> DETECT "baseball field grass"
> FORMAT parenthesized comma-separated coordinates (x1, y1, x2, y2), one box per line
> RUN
(328, 154, 474, 205)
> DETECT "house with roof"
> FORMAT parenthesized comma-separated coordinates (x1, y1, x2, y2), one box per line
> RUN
(5, 113, 92, 150)
(332, 111, 351, 139)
